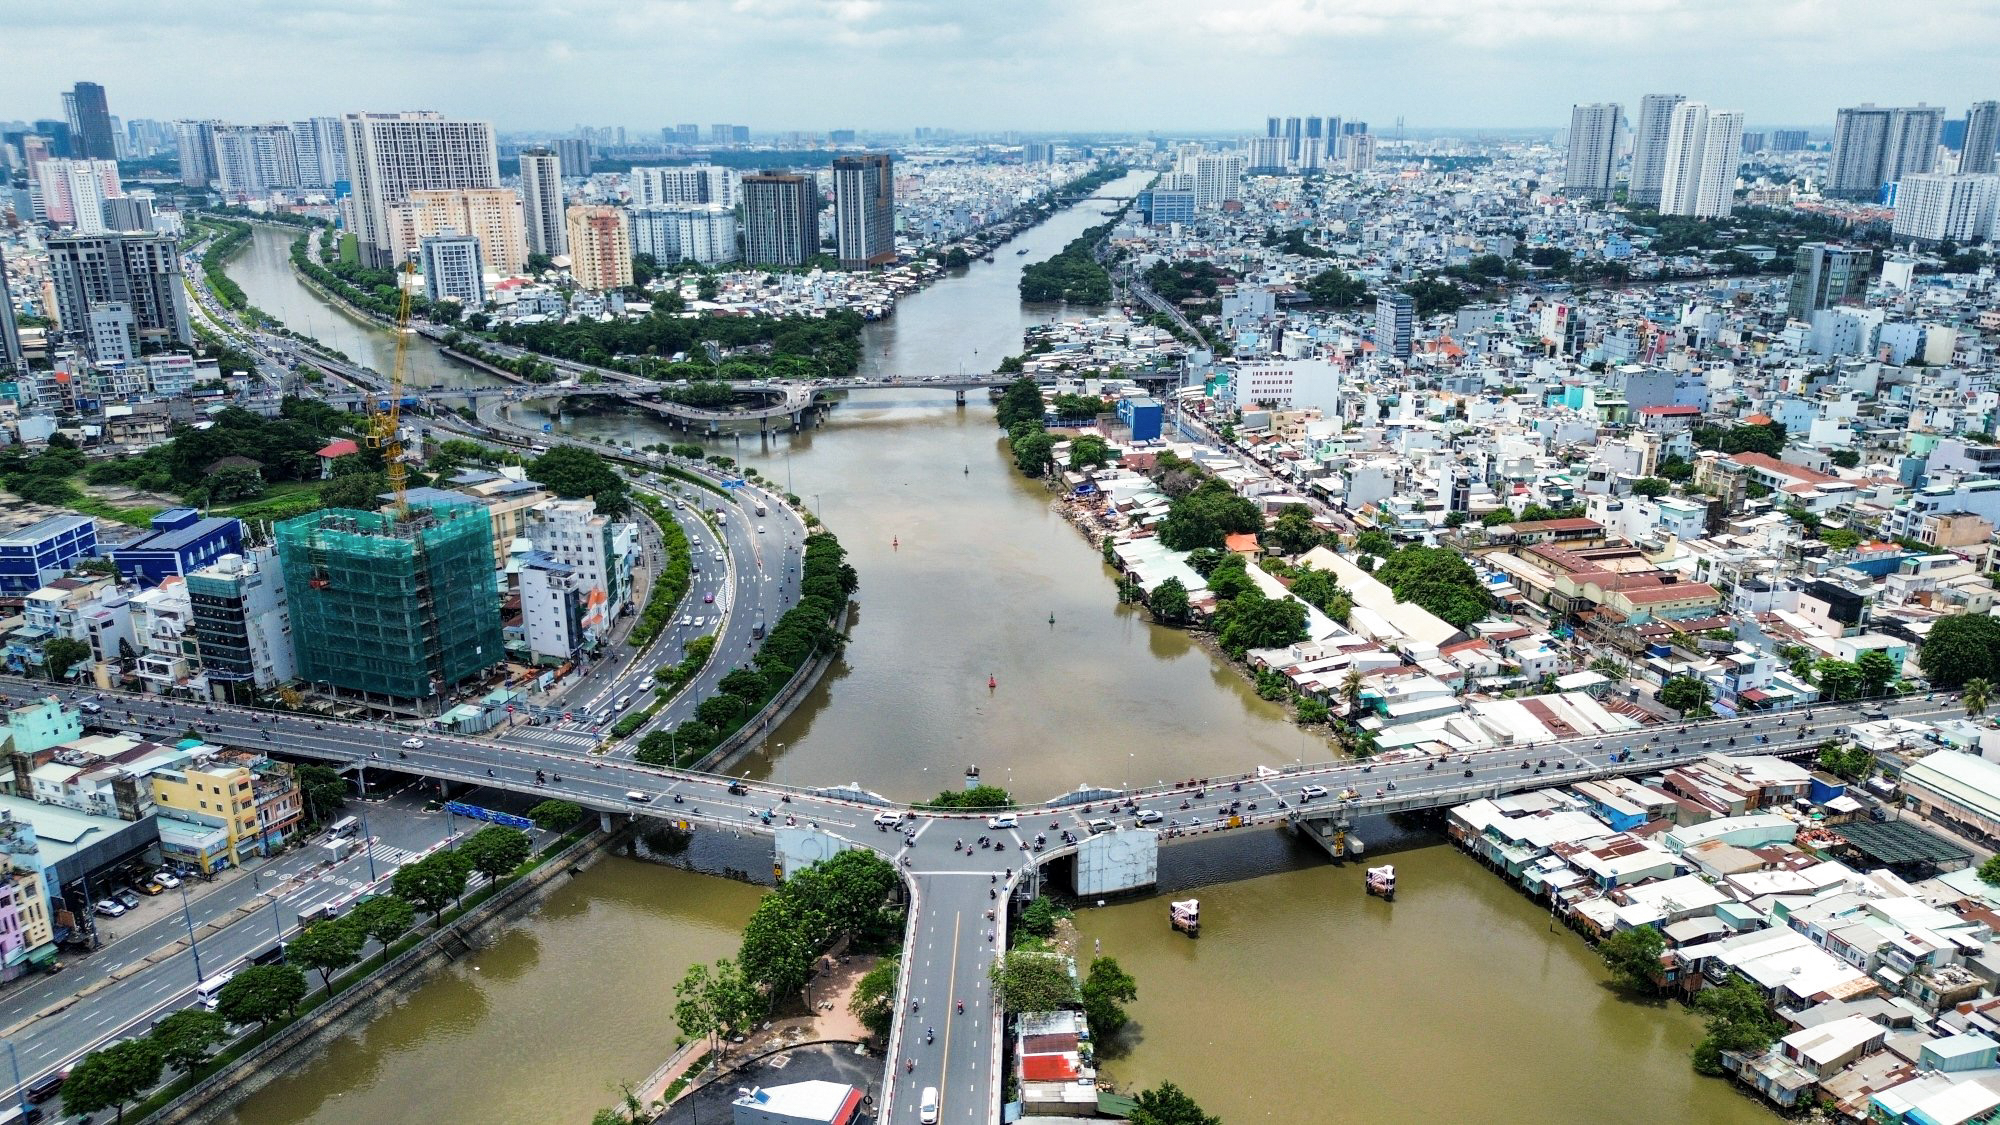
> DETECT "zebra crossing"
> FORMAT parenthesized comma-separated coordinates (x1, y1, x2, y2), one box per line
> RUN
(323, 841, 416, 888)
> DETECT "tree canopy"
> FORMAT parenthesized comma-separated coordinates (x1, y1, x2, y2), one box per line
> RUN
(1919, 615, 2000, 689)
(1372, 546, 1491, 629)
(1157, 478, 1263, 552)
(527, 446, 629, 516)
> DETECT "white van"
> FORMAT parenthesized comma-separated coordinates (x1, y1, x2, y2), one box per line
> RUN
(919, 1087, 939, 1124)
(986, 814, 1018, 830)
(196, 969, 238, 1010)
(872, 811, 906, 828)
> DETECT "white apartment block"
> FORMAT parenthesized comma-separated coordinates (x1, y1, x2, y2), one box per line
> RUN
(1564, 103, 1623, 201)
(630, 205, 739, 265)
(420, 230, 486, 306)
(518, 554, 584, 664)
(387, 188, 527, 274)
(518, 147, 567, 258)
(527, 498, 629, 646)
(1658, 102, 1742, 219)
(341, 111, 499, 268)
(1194, 154, 1245, 208)
(211, 124, 301, 195)
(1628, 94, 1686, 207)
(627, 164, 739, 209)
(1892, 173, 2000, 245)
(33, 159, 121, 229)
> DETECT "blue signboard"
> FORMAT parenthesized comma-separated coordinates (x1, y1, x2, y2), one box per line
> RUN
(444, 801, 536, 831)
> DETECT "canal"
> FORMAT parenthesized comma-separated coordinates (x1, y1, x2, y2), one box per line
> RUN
(223, 184, 1765, 1123)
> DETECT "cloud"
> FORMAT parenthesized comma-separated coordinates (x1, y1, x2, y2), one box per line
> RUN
(4, 0, 1995, 129)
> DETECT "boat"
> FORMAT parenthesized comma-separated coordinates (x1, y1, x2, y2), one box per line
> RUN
(1016, 249, 1028, 255)
(1170, 898, 1200, 937)
(1365, 864, 1396, 900)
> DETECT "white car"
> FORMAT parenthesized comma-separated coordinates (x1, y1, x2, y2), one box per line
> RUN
(919, 1087, 939, 1124)
(1302, 784, 1329, 800)
(872, 811, 906, 828)
(1087, 819, 1115, 835)
(401, 737, 427, 750)
(154, 870, 182, 889)
(94, 899, 126, 918)
(1134, 809, 1164, 826)
(625, 791, 653, 803)
(986, 814, 1018, 830)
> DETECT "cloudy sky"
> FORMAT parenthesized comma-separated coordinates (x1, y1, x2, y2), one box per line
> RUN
(9, 0, 1998, 133)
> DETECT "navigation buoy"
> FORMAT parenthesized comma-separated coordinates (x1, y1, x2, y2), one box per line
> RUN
(988, 674, 997, 690)
(893, 536, 899, 550)
(1049, 613, 1056, 626)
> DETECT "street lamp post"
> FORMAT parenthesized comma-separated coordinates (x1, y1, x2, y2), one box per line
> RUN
(358, 800, 379, 882)
(178, 882, 205, 983)
(1, 1039, 25, 1120)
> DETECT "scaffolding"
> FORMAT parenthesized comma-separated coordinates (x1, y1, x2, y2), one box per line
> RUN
(275, 503, 502, 700)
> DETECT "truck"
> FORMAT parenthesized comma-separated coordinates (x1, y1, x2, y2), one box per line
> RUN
(320, 836, 361, 864)
(753, 617, 767, 640)
(754, 500, 768, 517)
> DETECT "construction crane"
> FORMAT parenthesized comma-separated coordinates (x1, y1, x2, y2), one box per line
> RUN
(368, 259, 415, 516)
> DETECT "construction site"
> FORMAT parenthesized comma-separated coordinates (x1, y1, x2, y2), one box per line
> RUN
(275, 502, 504, 709)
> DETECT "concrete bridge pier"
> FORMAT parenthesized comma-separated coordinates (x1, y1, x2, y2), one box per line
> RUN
(955, 388, 967, 405)
(1294, 811, 1356, 863)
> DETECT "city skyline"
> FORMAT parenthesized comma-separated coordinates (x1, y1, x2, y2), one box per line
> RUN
(6, 0, 1998, 131)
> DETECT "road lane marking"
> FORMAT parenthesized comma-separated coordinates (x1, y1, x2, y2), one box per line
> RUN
(939, 909, 962, 1122)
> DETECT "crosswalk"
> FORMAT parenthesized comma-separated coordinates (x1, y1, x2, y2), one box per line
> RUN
(323, 842, 416, 889)
(521, 728, 602, 750)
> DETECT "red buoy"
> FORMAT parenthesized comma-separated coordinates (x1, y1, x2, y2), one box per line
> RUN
(988, 674, 997, 690)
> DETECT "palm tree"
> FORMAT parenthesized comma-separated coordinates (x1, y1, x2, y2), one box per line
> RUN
(1965, 678, 1993, 719)
(1340, 667, 1364, 717)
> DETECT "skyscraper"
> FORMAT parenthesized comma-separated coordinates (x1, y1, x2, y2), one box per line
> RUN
(420, 230, 486, 306)
(341, 111, 499, 268)
(1962, 101, 1999, 176)
(1628, 94, 1686, 207)
(741, 172, 822, 267)
(1772, 130, 1809, 153)
(1658, 102, 1743, 219)
(1891, 174, 2000, 245)
(1564, 103, 1624, 201)
(1787, 243, 1871, 321)
(518, 147, 567, 259)
(1828, 104, 1944, 199)
(1375, 291, 1414, 360)
(1283, 117, 1303, 164)
(175, 120, 219, 187)
(211, 125, 301, 195)
(832, 154, 896, 269)
(628, 165, 739, 208)
(290, 117, 348, 188)
(32, 159, 122, 230)
(564, 205, 632, 292)
(46, 231, 191, 362)
(0, 252, 23, 373)
(388, 189, 527, 274)
(1193, 154, 1244, 207)
(66, 83, 116, 161)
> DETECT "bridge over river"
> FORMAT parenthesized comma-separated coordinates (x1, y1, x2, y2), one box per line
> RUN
(43, 680, 1954, 1125)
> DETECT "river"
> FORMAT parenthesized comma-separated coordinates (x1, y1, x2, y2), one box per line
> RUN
(222, 184, 1766, 1123)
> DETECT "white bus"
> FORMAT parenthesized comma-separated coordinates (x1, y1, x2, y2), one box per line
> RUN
(196, 969, 238, 1010)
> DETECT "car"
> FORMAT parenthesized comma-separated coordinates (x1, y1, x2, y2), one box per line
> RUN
(727, 781, 750, 796)
(756, 525, 765, 535)
(919, 1087, 939, 1125)
(401, 737, 426, 749)
(873, 811, 907, 827)
(680, 616, 695, 627)
(1087, 819, 1115, 834)
(154, 870, 181, 889)
(1302, 784, 1329, 800)
(712, 550, 724, 561)
(986, 814, 1018, 830)
(78, 700, 102, 715)
(625, 790, 653, 803)
(93, 899, 126, 918)
(137, 879, 166, 896)
(703, 592, 715, 604)
(1134, 809, 1164, 826)
(115, 889, 141, 910)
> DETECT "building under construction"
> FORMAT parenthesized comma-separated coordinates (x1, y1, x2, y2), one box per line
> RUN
(275, 503, 502, 703)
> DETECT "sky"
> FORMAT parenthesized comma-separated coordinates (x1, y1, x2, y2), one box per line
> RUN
(8, 0, 2000, 134)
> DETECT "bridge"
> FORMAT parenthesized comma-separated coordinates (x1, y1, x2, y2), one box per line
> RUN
(18, 676, 1955, 1125)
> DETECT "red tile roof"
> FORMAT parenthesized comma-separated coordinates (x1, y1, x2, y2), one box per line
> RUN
(317, 439, 360, 459)
(1637, 405, 1702, 416)
(1728, 452, 1840, 485)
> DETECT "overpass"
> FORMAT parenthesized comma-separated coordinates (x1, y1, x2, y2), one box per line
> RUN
(14, 675, 1956, 1125)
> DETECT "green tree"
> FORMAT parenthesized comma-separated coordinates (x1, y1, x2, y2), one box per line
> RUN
(1373, 545, 1492, 628)
(295, 764, 347, 823)
(528, 799, 585, 832)
(1631, 477, 1670, 499)
(1966, 678, 1993, 718)
(1598, 925, 1666, 992)
(526, 445, 629, 515)
(1920, 616, 2000, 689)
(148, 1008, 228, 1074)
(1660, 676, 1714, 718)
(62, 1038, 166, 1124)
(1830, 449, 1861, 469)
(674, 960, 720, 1051)
(921, 785, 1014, 809)
(216, 963, 308, 1028)
(1011, 427, 1056, 477)
(1130, 1081, 1222, 1125)
(989, 951, 1082, 1012)
(320, 470, 390, 511)
(848, 955, 900, 1040)
(1353, 529, 1394, 557)
(289, 918, 365, 997)
(1657, 455, 1694, 482)
(461, 824, 533, 881)
(392, 848, 474, 926)
(994, 377, 1045, 430)
(1304, 265, 1369, 307)
(346, 894, 416, 948)
(1213, 588, 1309, 657)
(1148, 577, 1192, 625)
(1069, 434, 1112, 469)
(43, 636, 93, 680)
(1815, 658, 1861, 702)
(1018, 897, 1060, 939)
(1978, 855, 2000, 886)
(1855, 649, 1897, 698)
(1081, 956, 1138, 1038)
(1264, 504, 1320, 556)
(1817, 741, 1875, 782)
(1691, 976, 1786, 1075)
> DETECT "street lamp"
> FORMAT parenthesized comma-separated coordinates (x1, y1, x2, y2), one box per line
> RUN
(0, 1039, 25, 1121)
(358, 800, 379, 882)
(178, 882, 205, 983)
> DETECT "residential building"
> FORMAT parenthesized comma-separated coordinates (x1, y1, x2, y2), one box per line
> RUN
(629, 205, 739, 265)
(276, 504, 503, 702)
(1772, 129, 1809, 152)
(517, 552, 584, 664)
(0, 253, 23, 373)
(33, 159, 121, 230)
(0, 516, 97, 603)
(1964, 101, 2000, 176)
(387, 188, 527, 274)
(186, 547, 295, 701)
(527, 497, 633, 649)
(1565, 103, 1623, 201)
(109, 509, 244, 589)
(420, 230, 486, 306)
(1375, 291, 1414, 360)
(1344, 134, 1378, 173)
(1891, 173, 2000, 245)
(210, 124, 300, 195)
(627, 164, 739, 209)
(1141, 189, 1196, 226)
(102, 195, 153, 234)
(1629, 94, 1687, 207)
(45, 231, 191, 362)
(1828, 104, 1944, 199)
(174, 119, 219, 187)
(552, 137, 590, 176)
(564, 205, 632, 292)
(1193, 154, 1245, 208)
(832, 154, 896, 269)
(290, 116, 347, 188)
(518, 147, 567, 259)
(130, 578, 199, 696)
(150, 758, 259, 868)
(1659, 102, 1743, 219)
(65, 83, 115, 161)
(341, 111, 499, 269)
(1788, 243, 1871, 322)
(741, 172, 822, 267)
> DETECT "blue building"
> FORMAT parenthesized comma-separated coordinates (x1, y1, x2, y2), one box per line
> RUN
(1117, 396, 1164, 443)
(110, 509, 243, 589)
(0, 514, 98, 601)
(1141, 189, 1196, 226)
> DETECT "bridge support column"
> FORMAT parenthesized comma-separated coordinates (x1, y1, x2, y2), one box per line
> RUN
(600, 810, 615, 833)
(956, 389, 967, 405)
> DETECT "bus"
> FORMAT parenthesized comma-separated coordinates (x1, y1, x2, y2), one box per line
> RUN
(196, 969, 238, 1010)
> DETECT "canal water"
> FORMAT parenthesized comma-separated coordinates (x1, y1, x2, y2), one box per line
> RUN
(224, 185, 1767, 1124)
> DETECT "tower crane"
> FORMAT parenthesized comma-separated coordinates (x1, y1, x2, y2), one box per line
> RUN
(367, 259, 415, 516)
